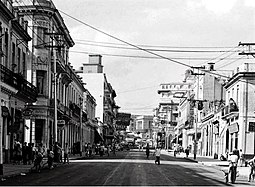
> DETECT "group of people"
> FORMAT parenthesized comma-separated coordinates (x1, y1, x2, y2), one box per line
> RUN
(173, 145, 190, 158)
(94, 143, 116, 157)
(13, 141, 46, 165)
(226, 147, 255, 182)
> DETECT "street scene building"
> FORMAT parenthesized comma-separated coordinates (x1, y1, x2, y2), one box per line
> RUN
(76, 54, 118, 145)
(0, 0, 37, 165)
(1, 0, 255, 186)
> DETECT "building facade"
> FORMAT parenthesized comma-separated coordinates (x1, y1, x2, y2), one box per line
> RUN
(14, 0, 87, 155)
(0, 0, 37, 164)
(157, 83, 192, 149)
(77, 55, 118, 145)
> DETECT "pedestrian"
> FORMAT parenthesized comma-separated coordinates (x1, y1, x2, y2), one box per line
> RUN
(32, 143, 37, 163)
(248, 156, 255, 182)
(99, 143, 104, 157)
(22, 142, 28, 165)
(155, 147, 161, 165)
(112, 144, 116, 156)
(88, 145, 93, 157)
(63, 143, 70, 164)
(57, 143, 63, 163)
(106, 145, 110, 157)
(27, 143, 33, 165)
(145, 144, 150, 159)
(239, 149, 245, 167)
(16, 143, 22, 165)
(53, 142, 58, 162)
(232, 147, 240, 160)
(185, 147, 190, 158)
(173, 146, 177, 157)
(47, 150, 54, 169)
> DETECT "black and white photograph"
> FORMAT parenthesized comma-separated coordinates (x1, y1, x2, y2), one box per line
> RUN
(1, 0, 255, 186)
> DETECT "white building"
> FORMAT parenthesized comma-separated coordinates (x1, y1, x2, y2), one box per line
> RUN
(76, 55, 117, 144)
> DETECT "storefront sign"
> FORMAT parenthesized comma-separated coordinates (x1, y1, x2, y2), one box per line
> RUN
(57, 120, 65, 127)
(228, 123, 239, 134)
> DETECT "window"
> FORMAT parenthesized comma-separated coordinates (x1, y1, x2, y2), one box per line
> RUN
(234, 133, 238, 149)
(17, 48, 21, 73)
(0, 23, 2, 64)
(22, 52, 26, 76)
(36, 70, 46, 95)
(12, 42, 15, 71)
(36, 27, 47, 46)
(236, 85, 239, 106)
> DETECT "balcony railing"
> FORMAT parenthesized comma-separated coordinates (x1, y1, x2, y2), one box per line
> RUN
(221, 104, 239, 119)
(0, 64, 37, 102)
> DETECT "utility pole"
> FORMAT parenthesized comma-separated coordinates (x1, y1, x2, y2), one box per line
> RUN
(191, 66, 205, 160)
(45, 32, 64, 145)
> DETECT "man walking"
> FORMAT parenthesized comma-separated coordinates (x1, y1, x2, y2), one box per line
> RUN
(155, 147, 161, 165)
(63, 143, 70, 164)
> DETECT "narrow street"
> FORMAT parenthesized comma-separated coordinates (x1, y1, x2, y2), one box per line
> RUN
(2, 150, 253, 186)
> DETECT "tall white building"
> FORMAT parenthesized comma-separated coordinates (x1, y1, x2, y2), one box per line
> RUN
(76, 55, 117, 144)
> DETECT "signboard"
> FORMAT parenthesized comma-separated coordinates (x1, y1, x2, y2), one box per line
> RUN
(228, 123, 239, 134)
(57, 120, 65, 127)
(116, 112, 131, 127)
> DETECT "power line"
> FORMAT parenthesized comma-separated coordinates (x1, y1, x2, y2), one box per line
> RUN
(70, 50, 250, 61)
(58, 9, 191, 68)
(75, 41, 241, 53)
(216, 56, 245, 69)
(74, 39, 236, 49)
(58, 9, 247, 82)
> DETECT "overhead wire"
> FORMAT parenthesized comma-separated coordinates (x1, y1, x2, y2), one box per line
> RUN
(75, 41, 241, 53)
(18, 2, 255, 90)
(58, 9, 255, 88)
(58, 9, 191, 68)
(69, 50, 252, 61)
(74, 39, 236, 49)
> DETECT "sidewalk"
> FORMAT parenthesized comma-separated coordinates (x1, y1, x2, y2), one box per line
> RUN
(161, 150, 250, 179)
(1, 154, 82, 180)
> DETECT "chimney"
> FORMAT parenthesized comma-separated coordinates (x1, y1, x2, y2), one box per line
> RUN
(89, 54, 102, 65)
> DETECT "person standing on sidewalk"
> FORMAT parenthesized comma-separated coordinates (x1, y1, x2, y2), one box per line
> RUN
(185, 147, 190, 158)
(63, 143, 70, 164)
(248, 156, 255, 182)
(155, 147, 161, 165)
(146, 144, 150, 159)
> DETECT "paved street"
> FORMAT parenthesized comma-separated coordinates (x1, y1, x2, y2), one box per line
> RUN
(1, 149, 254, 186)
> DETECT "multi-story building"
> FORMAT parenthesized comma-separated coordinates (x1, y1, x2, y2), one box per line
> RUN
(0, 0, 37, 164)
(157, 83, 191, 149)
(83, 89, 99, 145)
(77, 54, 118, 145)
(134, 115, 153, 142)
(220, 62, 255, 158)
(14, 0, 86, 154)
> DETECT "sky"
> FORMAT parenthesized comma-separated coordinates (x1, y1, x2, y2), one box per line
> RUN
(52, 0, 255, 115)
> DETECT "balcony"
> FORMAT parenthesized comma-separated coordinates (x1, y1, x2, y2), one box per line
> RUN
(0, 64, 37, 102)
(69, 102, 81, 117)
(221, 103, 239, 120)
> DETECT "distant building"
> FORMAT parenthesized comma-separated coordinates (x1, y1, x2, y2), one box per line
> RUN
(134, 115, 153, 140)
(76, 55, 118, 145)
